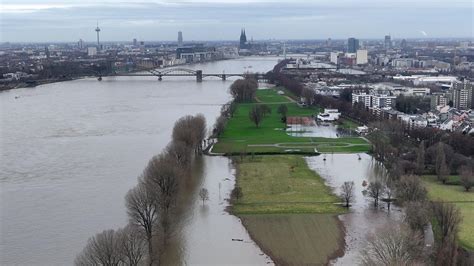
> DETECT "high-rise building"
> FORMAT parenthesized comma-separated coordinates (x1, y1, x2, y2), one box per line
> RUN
(78, 39, 84, 49)
(452, 80, 473, 109)
(347, 38, 359, 53)
(431, 93, 449, 109)
(400, 39, 407, 49)
(133, 38, 137, 46)
(384, 35, 392, 49)
(356, 49, 368, 65)
(178, 31, 183, 47)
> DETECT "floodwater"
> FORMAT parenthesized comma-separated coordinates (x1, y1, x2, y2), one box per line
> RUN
(0, 57, 279, 265)
(306, 154, 404, 265)
(287, 122, 355, 138)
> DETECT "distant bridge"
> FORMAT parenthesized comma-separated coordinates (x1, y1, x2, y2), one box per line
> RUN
(100, 68, 267, 82)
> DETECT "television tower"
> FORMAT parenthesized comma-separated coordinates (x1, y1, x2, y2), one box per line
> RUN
(95, 21, 101, 49)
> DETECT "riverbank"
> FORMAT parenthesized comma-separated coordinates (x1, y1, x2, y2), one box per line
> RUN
(231, 155, 346, 265)
(0, 58, 234, 92)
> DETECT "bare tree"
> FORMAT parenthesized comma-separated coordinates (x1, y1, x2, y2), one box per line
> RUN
(249, 105, 264, 128)
(383, 180, 394, 211)
(172, 114, 207, 154)
(432, 202, 462, 266)
(360, 225, 425, 266)
(142, 154, 182, 263)
(228, 101, 237, 117)
(125, 182, 158, 265)
(416, 140, 425, 175)
(460, 165, 474, 192)
(340, 181, 355, 208)
(117, 225, 147, 266)
(143, 155, 180, 216)
(438, 158, 449, 184)
(277, 104, 288, 120)
(213, 115, 227, 137)
(404, 201, 431, 233)
(395, 175, 428, 204)
(367, 181, 384, 207)
(74, 229, 123, 266)
(166, 140, 192, 168)
(260, 104, 272, 117)
(199, 188, 209, 205)
(436, 142, 449, 183)
(191, 114, 207, 154)
(301, 88, 316, 106)
(230, 78, 258, 102)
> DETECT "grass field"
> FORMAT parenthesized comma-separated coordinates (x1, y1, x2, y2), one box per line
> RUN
(233, 155, 344, 214)
(213, 88, 371, 154)
(234, 155, 345, 265)
(423, 176, 474, 250)
(240, 214, 344, 265)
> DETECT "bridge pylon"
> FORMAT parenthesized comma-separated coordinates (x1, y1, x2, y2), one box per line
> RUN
(196, 70, 203, 82)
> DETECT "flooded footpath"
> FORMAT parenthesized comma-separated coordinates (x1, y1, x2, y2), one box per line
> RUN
(306, 153, 404, 265)
(161, 156, 272, 265)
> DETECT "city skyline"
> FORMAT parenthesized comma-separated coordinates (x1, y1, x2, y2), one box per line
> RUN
(1, 0, 473, 42)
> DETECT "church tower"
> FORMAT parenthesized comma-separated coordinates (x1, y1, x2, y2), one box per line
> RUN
(239, 28, 247, 49)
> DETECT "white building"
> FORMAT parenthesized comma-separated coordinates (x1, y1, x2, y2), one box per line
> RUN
(317, 109, 341, 121)
(356, 49, 368, 65)
(399, 114, 428, 129)
(330, 52, 343, 64)
(372, 94, 396, 108)
(352, 93, 396, 108)
(87, 47, 97, 56)
(352, 93, 373, 108)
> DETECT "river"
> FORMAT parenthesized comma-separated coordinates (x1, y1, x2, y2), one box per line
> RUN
(0, 57, 279, 265)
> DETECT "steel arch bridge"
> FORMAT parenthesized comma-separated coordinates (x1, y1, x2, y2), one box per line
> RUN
(104, 67, 268, 82)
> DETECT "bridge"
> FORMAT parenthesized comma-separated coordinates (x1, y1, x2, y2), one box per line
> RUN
(100, 68, 267, 82)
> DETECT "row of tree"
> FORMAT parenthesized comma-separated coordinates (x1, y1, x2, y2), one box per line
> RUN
(75, 115, 207, 266)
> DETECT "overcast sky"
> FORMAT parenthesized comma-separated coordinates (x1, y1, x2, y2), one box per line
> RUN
(1, 0, 473, 42)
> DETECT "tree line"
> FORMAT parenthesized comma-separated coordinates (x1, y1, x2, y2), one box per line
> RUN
(75, 114, 207, 266)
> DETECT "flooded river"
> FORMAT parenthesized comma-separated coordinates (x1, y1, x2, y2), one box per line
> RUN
(0, 57, 278, 265)
(306, 154, 404, 265)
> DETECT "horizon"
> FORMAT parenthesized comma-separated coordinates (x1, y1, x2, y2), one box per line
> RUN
(3, 36, 473, 45)
(1, 0, 472, 42)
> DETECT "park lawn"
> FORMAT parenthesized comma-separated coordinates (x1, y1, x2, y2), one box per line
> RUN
(423, 176, 474, 250)
(233, 155, 344, 214)
(213, 88, 371, 154)
(233, 155, 346, 265)
(254, 88, 293, 103)
(240, 214, 344, 265)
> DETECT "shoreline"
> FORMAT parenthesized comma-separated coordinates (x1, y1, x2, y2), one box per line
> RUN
(0, 57, 237, 92)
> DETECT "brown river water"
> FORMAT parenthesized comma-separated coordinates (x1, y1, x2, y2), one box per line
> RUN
(0, 57, 278, 265)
